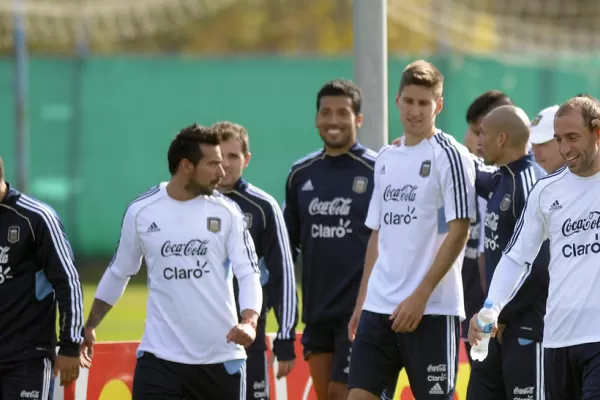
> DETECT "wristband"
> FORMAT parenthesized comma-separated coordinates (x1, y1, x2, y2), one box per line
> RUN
(242, 318, 257, 330)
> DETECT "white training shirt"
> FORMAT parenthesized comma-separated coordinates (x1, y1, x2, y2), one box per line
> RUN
(364, 131, 476, 319)
(98, 182, 262, 364)
(487, 167, 600, 348)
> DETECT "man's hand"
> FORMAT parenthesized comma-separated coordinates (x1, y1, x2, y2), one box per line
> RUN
(80, 326, 96, 368)
(55, 355, 80, 387)
(390, 291, 428, 332)
(467, 313, 498, 346)
(268, 354, 295, 379)
(348, 310, 361, 342)
(226, 321, 256, 348)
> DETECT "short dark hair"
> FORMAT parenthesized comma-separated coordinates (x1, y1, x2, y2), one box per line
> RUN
(465, 90, 514, 124)
(167, 124, 221, 175)
(556, 96, 600, 131)
(399, 60, 444, 99)
(0, 156, 4, 181)
(316, 79, 362, 115)
(211, 121, 249, 156)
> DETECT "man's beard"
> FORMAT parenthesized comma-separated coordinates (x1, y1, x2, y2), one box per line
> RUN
(321, 135, 351, 150)
(185, 179, 214, 196)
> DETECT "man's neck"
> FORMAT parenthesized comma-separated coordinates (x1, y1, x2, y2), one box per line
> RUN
(579, 154, 600, 177)
(324, 142, 355, 157)
(166, 180, 196, 201)
(217, 179, 240, 194)
(404, 126, 436, 147)
(0, 181, 6, 202)
(497, 148, 528, 166)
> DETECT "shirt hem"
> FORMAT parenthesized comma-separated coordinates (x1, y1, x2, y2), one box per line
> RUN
(138, 345, 247, 365)
(543, 337, 600, 349)
(363, 304, 464, 321)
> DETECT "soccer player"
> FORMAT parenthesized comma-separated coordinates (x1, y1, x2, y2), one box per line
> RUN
(470, 95, 600, 399)
(0, 156, 85, 395)
(80, 124, 263, 400)
(466, 105, 550, 400)
(461, 91, 514, 363)
(283, 79, 377, 400)
(530, 105, 565, 174)
(213, 121, 299, 400)
(347, 60, 476, 400)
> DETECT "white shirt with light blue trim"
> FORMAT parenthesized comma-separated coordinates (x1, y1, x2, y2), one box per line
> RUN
(363, 132, 476, 319)
(95, 183, 262, 364)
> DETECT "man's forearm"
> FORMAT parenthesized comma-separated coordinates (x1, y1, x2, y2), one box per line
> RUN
(416, 222, 469, 297)
(354, 230, 379, 313)
(237, 270, 263, 318)
(478, 254, 487, 293)
(85, 299, 113, 329)
(486, 255, 531, 315)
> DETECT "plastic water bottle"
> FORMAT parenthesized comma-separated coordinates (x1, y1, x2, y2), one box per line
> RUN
(470, 300, 496, 362)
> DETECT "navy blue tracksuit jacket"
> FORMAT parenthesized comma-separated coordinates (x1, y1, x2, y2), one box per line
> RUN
(0, 184, 84, 362)
(224, 179, 299, 361)
(475, 154, 550, 341)
(283, 143, 376, 325)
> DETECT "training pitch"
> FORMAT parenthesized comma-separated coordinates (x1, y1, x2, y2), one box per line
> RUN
(82, 284, 304, 341)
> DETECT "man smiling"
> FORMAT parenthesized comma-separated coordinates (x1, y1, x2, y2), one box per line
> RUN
(283, 79, 377, 400)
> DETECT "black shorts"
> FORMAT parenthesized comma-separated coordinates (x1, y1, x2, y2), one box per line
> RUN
(301, 316, 352, 384)
(0, 357, 54, 400)
(466, 326, 544, 400)
(132, 352, 245, 400)
(349, 310, 460, 399)
(545, 341, 600, 400)
(246, 350, 269, 400)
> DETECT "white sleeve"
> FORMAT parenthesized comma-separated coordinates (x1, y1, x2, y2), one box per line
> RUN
(439, 146, 477, 223)
(478, 197, 487, 254)
(486, 185, 548, 314)
(227, 208, 262, 314)
(365, 147, 387, 230)
(95, 206, 143, 305)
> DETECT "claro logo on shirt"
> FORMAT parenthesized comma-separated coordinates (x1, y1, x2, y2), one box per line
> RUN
(484, 211, 500, 251)
(308, 197, 353, 239)
(0, 246, 13, 285)
(164, 261, 210, 280)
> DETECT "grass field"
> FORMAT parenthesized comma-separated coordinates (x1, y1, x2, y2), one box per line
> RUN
(83, 283, 305, 341)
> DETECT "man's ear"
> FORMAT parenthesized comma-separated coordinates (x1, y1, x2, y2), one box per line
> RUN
(356, 113, 364, 129)
(435, 97, 444, 116)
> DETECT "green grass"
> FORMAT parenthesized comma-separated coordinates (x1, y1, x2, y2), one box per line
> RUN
(83, 283, 305, 341)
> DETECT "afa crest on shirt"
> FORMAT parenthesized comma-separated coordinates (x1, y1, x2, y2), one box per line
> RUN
(419, 160, 432, 178)
(353, 176, 368, 194)
(531, 114, 543, 127)
(207, 217, 221, 233)
(500, 194, 512, 212)
(244, 213, 253, 229)
(7, 226, 19, 244)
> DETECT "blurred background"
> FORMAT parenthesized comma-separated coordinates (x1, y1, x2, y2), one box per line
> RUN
(1, 0, 599, 289)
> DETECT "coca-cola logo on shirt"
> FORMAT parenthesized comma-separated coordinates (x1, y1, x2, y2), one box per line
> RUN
(383, 184, 418, 202)
(308, 197, 352, 216)
(160, 239, 209, 257)
(561, 211, 600, 237)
